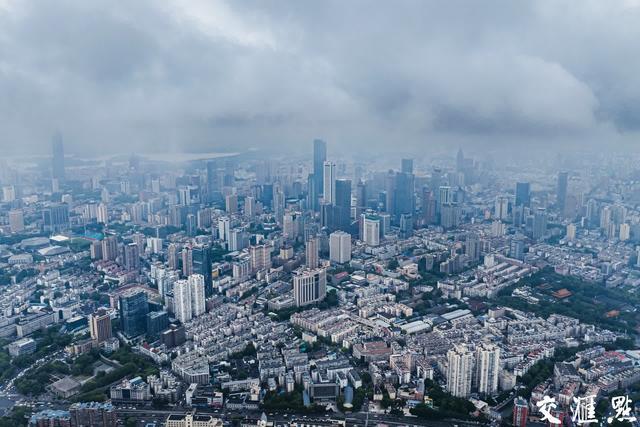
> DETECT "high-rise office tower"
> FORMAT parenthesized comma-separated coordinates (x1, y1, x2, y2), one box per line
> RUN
(313, 139, 327, 210)
(438, 186, 452, 209)
(399, 213, 413, 238)
(192, 245, 212, 296)
(89, 308, 112, 343)
(421, 188, 436, 225)
(446, 344, 474, 398)
(532, 208, 548, 241)
(456, 148, 465, 172)
(475, 343, 500, 395)
(42, 203, 69, 232)
(207, 160, 221, 203)
(323, 161, 336, 205)
(51, 132, 65, 182)
(329, 231, 351, 264)
(515, 182, 530, 207)
(119, 290, 148, 337)
(173, 279, 193, 323)
(146, 311, 169, 338)
(392, 172, 415, 224)
(186, 214, 197, 237)
(557, 172, 568, 213)
(509, 235, 525, 261)
(293, 267, 327, 307)
(401, 158, 414, 174)
(305, 236, 319, 268)
(8, 209, 24, 233)
(188, 274, 206, 317)
(330, 178, 352, 232)
(361, 214, 381, 246)
(566, 223, 577, 241)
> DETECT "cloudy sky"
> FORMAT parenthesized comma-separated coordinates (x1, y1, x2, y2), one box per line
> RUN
(0, 0, 639, 156)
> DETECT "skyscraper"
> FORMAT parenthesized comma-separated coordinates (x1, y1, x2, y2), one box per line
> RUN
(42, 203, 69, 232)
(557, 171, 568, 213)
(119, 290, 148, 337)
(393, 171, 415, 224)
(207, 160, 221, 204)
(313, 139, 327, 210)
(401, 158, 414, 174)
(192, 245, 212, 296)
(446, 344, 474, 398)
(361, 214, 381, 246)
(51, 132, 65, 182)
(532, 208, 548, 241)
(323, 161, 336, 205)
(515, 182, 530, 207)
(293, 267, 327, 307)
(330, 178, 352, 232)
(421, 188, 436, 225)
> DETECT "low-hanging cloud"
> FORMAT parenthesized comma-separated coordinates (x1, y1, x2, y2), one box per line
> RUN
(0, 0, 639, 156)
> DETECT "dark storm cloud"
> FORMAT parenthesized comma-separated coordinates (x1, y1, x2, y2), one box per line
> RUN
(0, 0, 639, 155)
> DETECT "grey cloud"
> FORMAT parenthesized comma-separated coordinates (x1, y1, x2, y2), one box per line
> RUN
(0, 0, 639, 156)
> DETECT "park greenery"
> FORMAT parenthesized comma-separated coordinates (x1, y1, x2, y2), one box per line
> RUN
(495, 267, 640, 332)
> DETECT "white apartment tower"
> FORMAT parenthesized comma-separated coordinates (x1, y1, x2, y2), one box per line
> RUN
(173, 279, 192, 323)
(189, 274, 206, 317)
(329, 231, 351, 264)
(446, 344, 474, 398)
(475, 343, 500, 395)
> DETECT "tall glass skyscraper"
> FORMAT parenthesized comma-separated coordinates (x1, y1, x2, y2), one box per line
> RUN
(119, 290, 149, 337)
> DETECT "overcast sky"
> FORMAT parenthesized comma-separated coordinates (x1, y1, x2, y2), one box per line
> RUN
(1, 0, 639, 156)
